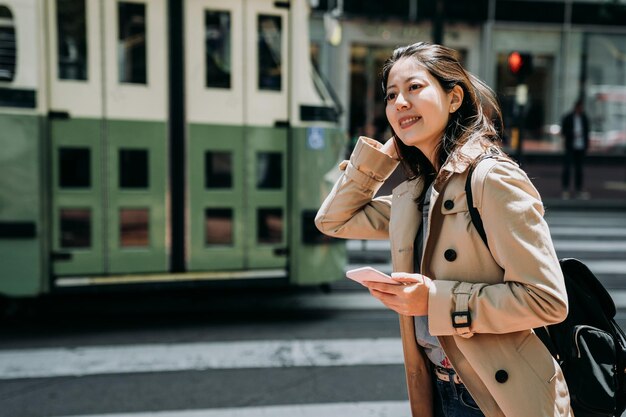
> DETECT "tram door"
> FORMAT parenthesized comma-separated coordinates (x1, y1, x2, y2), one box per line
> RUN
(49, 0, 168, 276)
(185, 0, 289, 272)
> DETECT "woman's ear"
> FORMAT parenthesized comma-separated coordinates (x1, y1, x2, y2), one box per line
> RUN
(449, 85, 464, 113)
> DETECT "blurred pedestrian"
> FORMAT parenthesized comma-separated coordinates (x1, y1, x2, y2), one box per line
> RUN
(561, 99, 590, 199)
(316, 42, 571, 417)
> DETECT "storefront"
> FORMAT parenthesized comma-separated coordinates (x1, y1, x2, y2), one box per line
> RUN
(310, 0, 626, 155)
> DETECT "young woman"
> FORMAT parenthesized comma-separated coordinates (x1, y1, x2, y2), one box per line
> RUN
(315, 42, 572, 417)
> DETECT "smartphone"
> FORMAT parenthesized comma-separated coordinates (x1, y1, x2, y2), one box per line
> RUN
(346, 266, 399, 285)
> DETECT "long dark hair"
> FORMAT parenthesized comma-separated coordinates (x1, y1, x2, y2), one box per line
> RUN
(381, 42, 504, 202)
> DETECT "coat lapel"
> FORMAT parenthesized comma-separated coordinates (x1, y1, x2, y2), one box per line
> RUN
(390, 178, 422, 274)
(422, 178, 451, 279)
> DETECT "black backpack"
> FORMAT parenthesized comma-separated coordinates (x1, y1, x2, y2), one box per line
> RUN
(465, 157, 626, 417)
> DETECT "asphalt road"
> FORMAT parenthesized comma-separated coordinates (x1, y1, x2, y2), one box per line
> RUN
(0, 209, 625, 417)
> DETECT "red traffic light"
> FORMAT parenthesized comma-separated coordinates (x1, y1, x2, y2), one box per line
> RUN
(507, 51, 533, 79)
(508, 52, 523, 74)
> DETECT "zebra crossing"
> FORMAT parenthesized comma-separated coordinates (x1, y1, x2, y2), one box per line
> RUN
(1, 210, 625, 417)
(0, 333, 410, 417)
(0, 339, 404, 380)
(28, 402, 410, 417)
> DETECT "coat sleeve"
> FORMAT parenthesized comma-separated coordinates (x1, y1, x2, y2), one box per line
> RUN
(315, 137, 399, 240)
(428, 161, 568, 337)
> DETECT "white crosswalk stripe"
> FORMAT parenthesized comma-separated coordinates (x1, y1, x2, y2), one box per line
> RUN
(0, 338, 403, 380)
(549, 226, 626, 237)
(52, 401, 410, 417)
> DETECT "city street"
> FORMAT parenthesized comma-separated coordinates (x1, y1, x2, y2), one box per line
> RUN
(1, 209, 625, 417)
(2, 1, 625, 416)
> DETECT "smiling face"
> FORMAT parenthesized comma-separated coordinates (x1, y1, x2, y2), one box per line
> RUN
(385, 57, 461, 164)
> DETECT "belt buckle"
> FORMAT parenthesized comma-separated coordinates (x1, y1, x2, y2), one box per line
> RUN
(435, 367, 450, 381)
(435, 366, 462, 384)
(452, 373, 462, 384)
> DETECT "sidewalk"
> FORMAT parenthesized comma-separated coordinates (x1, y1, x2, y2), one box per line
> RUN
(377, 152, 626, 210)
(521, 152, 626, 209)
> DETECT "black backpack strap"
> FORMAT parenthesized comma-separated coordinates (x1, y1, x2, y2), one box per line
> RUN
(534, 326, 559, 360)
(464, 155, 492, 250)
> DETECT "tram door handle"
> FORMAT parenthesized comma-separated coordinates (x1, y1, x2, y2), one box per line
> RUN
(48, 110, 71, 120)
(51, 252, 72, 261)
(274, 248, 288, 256)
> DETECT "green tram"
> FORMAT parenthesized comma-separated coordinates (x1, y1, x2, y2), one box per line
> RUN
(0, 0, 346, 300)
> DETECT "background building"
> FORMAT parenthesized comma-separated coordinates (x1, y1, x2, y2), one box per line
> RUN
(309, 0, 626, 154)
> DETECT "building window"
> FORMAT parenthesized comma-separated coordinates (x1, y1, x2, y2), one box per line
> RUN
(56, 0, 88, 81)
(585, 33, 626, 152)
(205, 10, 231, 89)
(257, 14, 282, 91)
(348, 45, 390, 142)
(118, 2, 147, 84)
(0, 4, 16, 82)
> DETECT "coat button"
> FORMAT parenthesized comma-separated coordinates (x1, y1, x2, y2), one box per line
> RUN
(444, 249, 457, 262)
(444, 199, 454, 210)
(495, 370, 508, 383)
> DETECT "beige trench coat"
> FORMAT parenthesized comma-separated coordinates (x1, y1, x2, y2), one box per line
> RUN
(315, 137, 573, 417)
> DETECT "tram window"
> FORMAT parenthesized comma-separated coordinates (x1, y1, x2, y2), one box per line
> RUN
(118, 2, 147, 84)
(59, 147, 91, 188)
(120, 208, 149, 247)
(256, 152, 282, 189)
(205, 208, 233, 245)
(56, 0, 88, 81)
(257, 208, 283, 244)
(205, 151, 232, 188)
(60, 208, 91, 248)
(119, 149, 149, 189)
(0, 5, 16, 82)
(205, 10, 231, 89)
(257, 15, 282, 91)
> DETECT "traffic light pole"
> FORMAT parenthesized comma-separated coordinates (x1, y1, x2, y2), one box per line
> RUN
(514, 84, 528, 164)
(507, 52, 533, 164)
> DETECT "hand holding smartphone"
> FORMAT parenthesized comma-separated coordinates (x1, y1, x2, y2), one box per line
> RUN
(346, 266, 399, 286)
